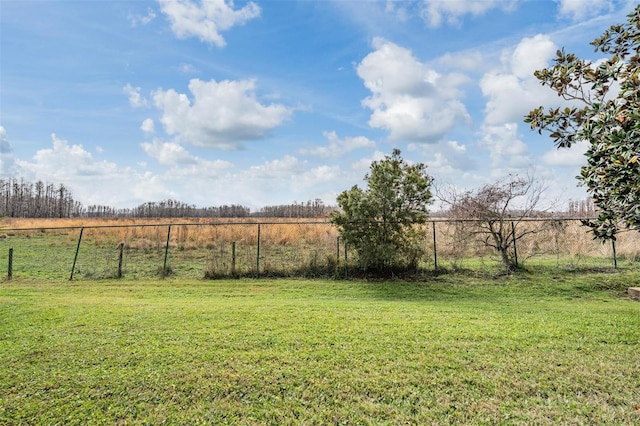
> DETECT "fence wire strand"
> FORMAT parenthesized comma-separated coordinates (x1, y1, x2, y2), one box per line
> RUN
(0, 219, 637, 280)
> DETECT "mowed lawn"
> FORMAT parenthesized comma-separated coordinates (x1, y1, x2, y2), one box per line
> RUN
(1, 271, 639, 424)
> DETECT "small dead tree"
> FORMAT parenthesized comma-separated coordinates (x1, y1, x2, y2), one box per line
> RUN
(438, 174, 553, 272)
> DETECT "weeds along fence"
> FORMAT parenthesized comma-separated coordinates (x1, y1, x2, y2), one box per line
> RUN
(0, 218, 638, 280)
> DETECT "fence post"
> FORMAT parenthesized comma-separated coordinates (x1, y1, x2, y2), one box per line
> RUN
(432, 221, 437, 271)
(7, 247, 13, 280)
(163, 225, 171, 278)
(256, 224, 261, 277)
(117, 242, 124, 278)
(70, 227, 84, 281)
(511, 221, 518, 268)
(612, 239, 618, 269)
(231, 241, 236, 276)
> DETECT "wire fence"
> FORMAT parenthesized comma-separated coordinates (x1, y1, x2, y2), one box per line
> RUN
(0, 218, 638, 281)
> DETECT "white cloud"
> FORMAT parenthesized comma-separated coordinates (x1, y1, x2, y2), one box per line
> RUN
(384, 0, 411, 22)
(141, 140, 197, 165)
(24, 134, 118, 178)
(140, 139, 233, 171)
(481, 34, 559, 125)
(556, 0, 613, 21)
(152, 78, 292, 149)
(542, 140, 588, 167)
(421, 0, 520, 27)
(357, 37, 470, 143)
(14, 134, 157, 207)
(0, 126, 16, 176)
(210, 155, 344, 207)
(141, 118, 155, 134)
(124, 84, 149, 108)
(510, 34, 557, 79)
(157, 0, 261, 47)
(299, 131, 376, 158)
(479, 123, 532, 175)
(248, 155, 305, 179)
(179, 63, 198, 74)
(409, 139, 476, 177)
(0, 126, 12, 154)
(128, 7, 157, 27)
(436, 50, 485, 72)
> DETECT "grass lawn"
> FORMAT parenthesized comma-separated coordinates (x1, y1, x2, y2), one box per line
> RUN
(1, 270, 639, 424)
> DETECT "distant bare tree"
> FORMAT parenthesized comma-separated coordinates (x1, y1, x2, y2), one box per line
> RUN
(438, 174, 553, 272)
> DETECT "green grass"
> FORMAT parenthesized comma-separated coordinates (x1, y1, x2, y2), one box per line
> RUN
(1, 271, 640, 424)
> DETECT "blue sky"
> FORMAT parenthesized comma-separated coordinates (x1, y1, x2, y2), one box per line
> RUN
(0, 0, 636, 210)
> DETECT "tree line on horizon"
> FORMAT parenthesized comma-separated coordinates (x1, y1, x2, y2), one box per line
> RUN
(0, 178, 336, 219)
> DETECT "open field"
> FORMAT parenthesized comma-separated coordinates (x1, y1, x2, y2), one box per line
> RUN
(1, 217, 639, 279)
(1, 271, 639, 424)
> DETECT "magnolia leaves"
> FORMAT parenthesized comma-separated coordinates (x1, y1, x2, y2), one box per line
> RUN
(526, 5, 640, 241)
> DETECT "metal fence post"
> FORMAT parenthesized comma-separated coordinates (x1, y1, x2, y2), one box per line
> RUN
(256, 224, 261, 277)
(70, 227, 84, 280)
(163, 225, 171, 278)
(7, 247, 13, 280)
(432, 221, 437, 271)
(117, 242, 124, 278)
(511, 221, 518, 268)
(231, 241, 236, 276)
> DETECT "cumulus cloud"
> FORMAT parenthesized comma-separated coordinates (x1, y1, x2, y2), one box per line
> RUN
(299, 131, 376, 158)
(124, 84, 149, 108)
(158, 0, 261, 47)
(357, 37, 470, 143)
(480, 34, 558, 125)
(128, 7, 157, 27)
(384, 0, 412, 22)
(0, 131, 352, 210)
(421, 0, 520, 27)
(0, 126, 16, 175)
(179, 63, 198, 74)
(542, 141, 588, 167)
(0, 126, 12, 154)
(141, 140, 198, 165)
(409, 139, 476, 176)
(13, 134, 160, 207)
(556, 0, 613, 21)
(152, 78, 292, 150)
(436, 50, 485, 72)
(147, 153, 345, 209)
(24, 134, 119, 179)
(141, 118, 155, 134)
(479, 123, 532, 174)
